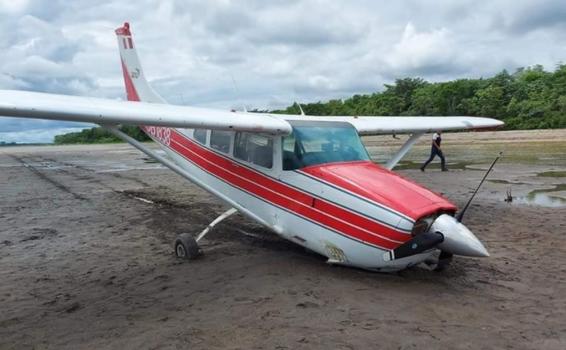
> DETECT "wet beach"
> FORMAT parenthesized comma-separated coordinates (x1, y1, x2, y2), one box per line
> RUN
(1, 129, 565, 349)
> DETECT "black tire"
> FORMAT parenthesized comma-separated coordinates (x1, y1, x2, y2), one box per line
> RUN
(433, 251, 453, 272)
(174, 233, 200, 260)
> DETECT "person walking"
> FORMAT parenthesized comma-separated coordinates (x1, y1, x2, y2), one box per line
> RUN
(421, 131, 448, 171)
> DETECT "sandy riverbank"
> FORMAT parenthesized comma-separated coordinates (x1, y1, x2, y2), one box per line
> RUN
(1, 129, 565, 349)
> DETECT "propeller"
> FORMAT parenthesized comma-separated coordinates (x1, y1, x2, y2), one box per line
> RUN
(457, 152, 503, 222)
(383, 231, 444, 261)
(384, 153, 501, 264)
(433, 152, 501, 268)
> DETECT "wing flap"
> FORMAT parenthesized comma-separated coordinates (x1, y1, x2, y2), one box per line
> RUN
(0, 90, 292, 135)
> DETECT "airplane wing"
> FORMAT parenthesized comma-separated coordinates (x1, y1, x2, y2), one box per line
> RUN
(0, 90, 503, 136)
(0, 90, 292, 135)
(282, 115, 504, 135)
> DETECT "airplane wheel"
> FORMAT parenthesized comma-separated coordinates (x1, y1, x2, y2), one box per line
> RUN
(175, 233, 200, 260)
(433, 251, 453, 272)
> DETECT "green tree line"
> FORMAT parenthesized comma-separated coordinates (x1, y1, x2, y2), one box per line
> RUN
(55, 64, 566, 144)
(54, 125, 150, 144)
(274, 64, 566, 129)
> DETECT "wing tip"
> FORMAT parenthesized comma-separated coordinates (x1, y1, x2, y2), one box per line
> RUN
(482, 117, 505, 128)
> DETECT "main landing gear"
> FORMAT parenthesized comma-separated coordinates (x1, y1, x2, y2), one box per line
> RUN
(424, 251, 454, 271)
(433, 251, 453, 272)
(174, 207, 238, 260)
(174, 234, 200, 260)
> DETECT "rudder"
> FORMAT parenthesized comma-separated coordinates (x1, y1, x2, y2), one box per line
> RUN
(115, 22, 165, 103)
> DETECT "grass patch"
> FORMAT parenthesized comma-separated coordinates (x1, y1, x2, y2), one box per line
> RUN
(537, 171, 566, 178)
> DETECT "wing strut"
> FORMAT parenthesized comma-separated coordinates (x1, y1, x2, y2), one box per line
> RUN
(385, 133, 424, 170)
(296, 102, 306, 116)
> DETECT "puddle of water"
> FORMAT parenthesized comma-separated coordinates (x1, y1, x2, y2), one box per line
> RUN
(513, 184, 566, 208)
(489, 179, 511, 184)
(514, 193, 566, 208)
(488, 180, 566, 208)
(488, 179, 533, 185)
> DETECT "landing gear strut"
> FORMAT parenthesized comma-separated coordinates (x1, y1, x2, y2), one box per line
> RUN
(425, 251, 453, 271)
(174, 207, 238, 260)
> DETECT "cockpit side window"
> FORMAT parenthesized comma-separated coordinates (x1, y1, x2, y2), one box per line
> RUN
(234, 132, 273, 169)
(193, 129, 207, 145)
(282, 122, 369, 170)
(282, 133, 303, 170)
(210, 130, 232, 154)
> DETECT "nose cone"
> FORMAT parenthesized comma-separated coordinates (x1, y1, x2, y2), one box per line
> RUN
(431, 214, 489, 257)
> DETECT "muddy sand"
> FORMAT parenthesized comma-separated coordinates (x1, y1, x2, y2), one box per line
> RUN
(1, 129, 565, 349)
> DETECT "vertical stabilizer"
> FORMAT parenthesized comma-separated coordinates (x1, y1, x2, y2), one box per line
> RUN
(115, 22, 165, 103)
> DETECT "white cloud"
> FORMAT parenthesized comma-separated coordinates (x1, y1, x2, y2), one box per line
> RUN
(0, 0, 29, 14)
(0, 0, 565, 142)
(386, 23, 454, 73)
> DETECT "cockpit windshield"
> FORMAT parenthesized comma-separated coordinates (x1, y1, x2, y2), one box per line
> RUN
(282, 121, 370, 170)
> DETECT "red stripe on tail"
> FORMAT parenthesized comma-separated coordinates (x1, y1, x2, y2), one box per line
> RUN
(120, 60, 140, 102)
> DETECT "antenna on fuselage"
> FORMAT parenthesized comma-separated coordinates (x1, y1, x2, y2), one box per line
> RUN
(296, 102, 306, 116)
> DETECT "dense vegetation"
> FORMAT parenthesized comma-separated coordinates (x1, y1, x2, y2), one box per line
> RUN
(54, 125, 150, 144)
(274, 64, 566, 130)
(54, 64, 566, 144)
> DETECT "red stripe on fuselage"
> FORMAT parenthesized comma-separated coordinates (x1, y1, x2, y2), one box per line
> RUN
(167, 130, 411, 249)
(120, 62, 410, 249)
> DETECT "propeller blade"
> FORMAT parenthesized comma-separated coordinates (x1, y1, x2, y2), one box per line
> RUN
(457, 152, 503, 222)
(383, 231, 444, 261)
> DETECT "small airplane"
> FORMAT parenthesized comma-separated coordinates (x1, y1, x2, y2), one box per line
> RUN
(0, 23, 503, 272)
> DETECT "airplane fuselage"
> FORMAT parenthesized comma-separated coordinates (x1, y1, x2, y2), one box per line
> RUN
(0, 22, 495, 271)
(143, 123, 456, 271)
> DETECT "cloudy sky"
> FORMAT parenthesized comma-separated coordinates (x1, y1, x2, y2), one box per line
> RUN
(1, 0, 565, 143)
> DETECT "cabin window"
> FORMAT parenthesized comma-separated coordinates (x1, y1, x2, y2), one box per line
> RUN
(194, 129, 207, 145)
(210, 130, 232, 153)
(282, 122, 370, 170)
(234, 132, 273, 169)
(282, 134, 301, 170)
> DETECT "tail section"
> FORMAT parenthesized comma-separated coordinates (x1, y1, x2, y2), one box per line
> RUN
(115, 22, 165, 103)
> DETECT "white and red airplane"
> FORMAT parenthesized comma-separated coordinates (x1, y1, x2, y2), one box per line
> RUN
(0, 23, 503, 272)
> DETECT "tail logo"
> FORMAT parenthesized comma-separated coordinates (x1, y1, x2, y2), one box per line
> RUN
(130, 68, 140, 79)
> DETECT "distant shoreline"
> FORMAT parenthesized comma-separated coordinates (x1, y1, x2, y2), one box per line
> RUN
(2, 129, 564, 152)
